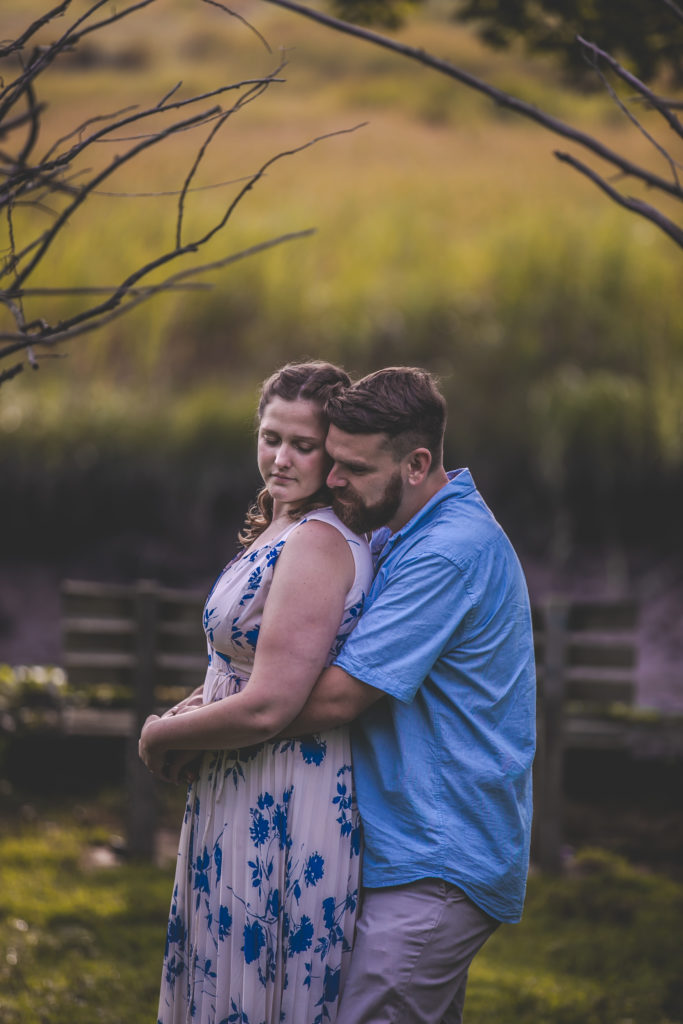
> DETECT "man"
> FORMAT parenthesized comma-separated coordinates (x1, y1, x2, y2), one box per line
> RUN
(286, 367, 536, 1024)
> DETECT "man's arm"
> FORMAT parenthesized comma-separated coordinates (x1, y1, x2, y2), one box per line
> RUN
(280, 664, 384, 736)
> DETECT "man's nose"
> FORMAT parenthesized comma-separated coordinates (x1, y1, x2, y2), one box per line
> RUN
(326, 464, 344, 489)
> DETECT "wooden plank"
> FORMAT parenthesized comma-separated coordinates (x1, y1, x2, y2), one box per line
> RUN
(564, 717, 633, 750)
(156, 653, 207, 672)
(154, 585, 206, 605)
(62, 579, 137, 598)
(567, 600, 638, 632)
(61, 707, 135, 736)
(157, 620, 204, 638)
(64, 651, 137, 669)
(533, 597, 567, 873)
(63, 616, 136, 635)
(532, 601, 638, 634)
(566, 640, 637, 669)
(564, 677, 635, 704)
(127, 581, 159, 859)
(62, 582, 136, 621)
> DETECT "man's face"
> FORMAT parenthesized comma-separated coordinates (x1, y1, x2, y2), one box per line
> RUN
(325, 426, 405, 534)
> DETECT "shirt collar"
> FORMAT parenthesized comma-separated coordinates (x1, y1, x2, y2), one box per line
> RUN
(372, 468, 475, 564)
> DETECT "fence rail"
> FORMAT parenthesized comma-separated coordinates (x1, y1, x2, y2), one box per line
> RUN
(59, 579, 650, 867)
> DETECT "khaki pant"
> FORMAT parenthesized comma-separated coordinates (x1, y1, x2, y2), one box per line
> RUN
(337, 878, 499, 1024)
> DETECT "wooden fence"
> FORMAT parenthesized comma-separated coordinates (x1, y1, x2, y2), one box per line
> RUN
(531, 596, 638, 872)
(60, 579, 645, 867)
(61, 579, 207, 858)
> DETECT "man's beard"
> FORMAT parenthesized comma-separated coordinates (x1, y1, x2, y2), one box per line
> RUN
(331, 470, 403, 534)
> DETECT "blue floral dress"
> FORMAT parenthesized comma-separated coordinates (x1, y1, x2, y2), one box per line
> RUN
(158, 508, 373, 1024)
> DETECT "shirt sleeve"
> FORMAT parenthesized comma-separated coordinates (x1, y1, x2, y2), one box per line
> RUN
(334, 550, 474, 703)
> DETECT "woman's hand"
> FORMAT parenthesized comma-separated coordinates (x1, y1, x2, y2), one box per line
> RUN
(163, 749, 203, 786)
(161, 687, 204, 719)
(139, 715, 202, 784)
(138, 714, 167, 776)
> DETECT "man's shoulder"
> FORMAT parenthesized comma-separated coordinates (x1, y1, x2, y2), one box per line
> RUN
(403, 489, 507, 566)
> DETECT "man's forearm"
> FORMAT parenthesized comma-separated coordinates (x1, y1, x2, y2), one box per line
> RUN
(280, 664, 383, 736)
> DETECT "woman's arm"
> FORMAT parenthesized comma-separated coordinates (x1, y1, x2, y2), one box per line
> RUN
(161, 685, 205, 718)
(139, 520, 354, 770)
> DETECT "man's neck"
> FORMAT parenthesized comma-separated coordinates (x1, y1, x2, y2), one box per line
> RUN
(388, 467, 449, 533)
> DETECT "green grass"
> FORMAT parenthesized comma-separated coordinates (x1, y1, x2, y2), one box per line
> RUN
(2, 0, 680, 395)
(2, 0, 682, 551)
(0, 806, 681, 1024)
(0, 817, 172, 1023)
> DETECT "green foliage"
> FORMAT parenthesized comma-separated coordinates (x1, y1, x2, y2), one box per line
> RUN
(333, 0, 683, 83)
(0, 819, 171, 1024)
(455, 0, 683, 84)
(467, 849, 683, 1023)
(0, 815, 681, 1023)
(2, 1, 682, 554)
(0, 665, 69, 732)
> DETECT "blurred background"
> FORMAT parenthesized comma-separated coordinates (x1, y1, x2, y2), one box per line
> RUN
(0, 1, 682, 1020)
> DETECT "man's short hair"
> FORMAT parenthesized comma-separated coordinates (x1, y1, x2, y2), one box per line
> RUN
(325, 367, 447, 468)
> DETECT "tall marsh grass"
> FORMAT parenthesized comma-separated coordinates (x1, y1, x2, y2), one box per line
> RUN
(2, 0, 682, 553)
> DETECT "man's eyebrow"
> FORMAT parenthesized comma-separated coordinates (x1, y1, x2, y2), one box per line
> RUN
(334, 457, 372, 471)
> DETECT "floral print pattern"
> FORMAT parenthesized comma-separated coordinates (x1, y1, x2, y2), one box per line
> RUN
(158, 509, 372, 1024)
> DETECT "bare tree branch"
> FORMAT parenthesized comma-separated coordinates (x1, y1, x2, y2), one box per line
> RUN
(0, 0, 346, 382)
(577, 37, 683, 140)
(555, 151, 683, 249)
(7, 106, 223, 291)
(0, 361, 24, 385)
(660, 0, 683, 26)
(261, 0, 683, 249)
(175, 73, 283, 248)
(0, 229, 315, 356)
(0, 1, 71, 60)
(202, 0, 273, 54)
(577, 38, 682, 190)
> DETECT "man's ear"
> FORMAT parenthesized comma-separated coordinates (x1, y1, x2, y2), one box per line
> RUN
(405, 448, 432, 484)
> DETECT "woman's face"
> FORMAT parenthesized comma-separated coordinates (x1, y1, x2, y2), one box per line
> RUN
(257, 396, 329, 509)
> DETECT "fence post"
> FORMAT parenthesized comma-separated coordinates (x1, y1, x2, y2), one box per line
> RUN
(534, 595, 568, 873)
(125, 579, 159, 859)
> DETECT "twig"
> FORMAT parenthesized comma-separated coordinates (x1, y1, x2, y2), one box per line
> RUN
(176, 75, 279, 247)
(577, 37, 683, 140)
(190, 121, 367, 252)
(0, 1, 71, 60)
(9, 106, 223, 290)
(202, 0, 273, 54)
(0, 229, 315, 354)
(577, 38, 681, 190)
(260, 0, 683, 202)
(0, 361, 23, 384)
(554, 151, 683, 249)
(660, 0, 683, 25)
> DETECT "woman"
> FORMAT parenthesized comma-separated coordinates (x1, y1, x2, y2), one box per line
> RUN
(139, 362, 373, 1024)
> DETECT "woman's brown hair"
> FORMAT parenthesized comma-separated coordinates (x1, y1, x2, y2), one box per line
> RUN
(239, 361, 351, 546)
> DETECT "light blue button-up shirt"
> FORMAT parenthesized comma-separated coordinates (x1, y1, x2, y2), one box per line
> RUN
(335, 468, 536, 923)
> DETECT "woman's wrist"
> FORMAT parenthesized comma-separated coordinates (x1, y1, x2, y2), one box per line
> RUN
(142, 714, 165, 749)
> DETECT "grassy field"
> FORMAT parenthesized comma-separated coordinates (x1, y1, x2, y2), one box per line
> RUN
(2, 0, 681, 390)
(2, 0, 682, 562)
(0, 792, 681, 1023)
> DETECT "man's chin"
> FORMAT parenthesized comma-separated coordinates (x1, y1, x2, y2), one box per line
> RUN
(332, 498, 365, 534)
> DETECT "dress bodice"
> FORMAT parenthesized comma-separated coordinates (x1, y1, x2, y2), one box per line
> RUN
(201, 508, 372, 694)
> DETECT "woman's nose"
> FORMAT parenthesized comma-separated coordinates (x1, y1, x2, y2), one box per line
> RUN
(274, 445, 291, 466)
